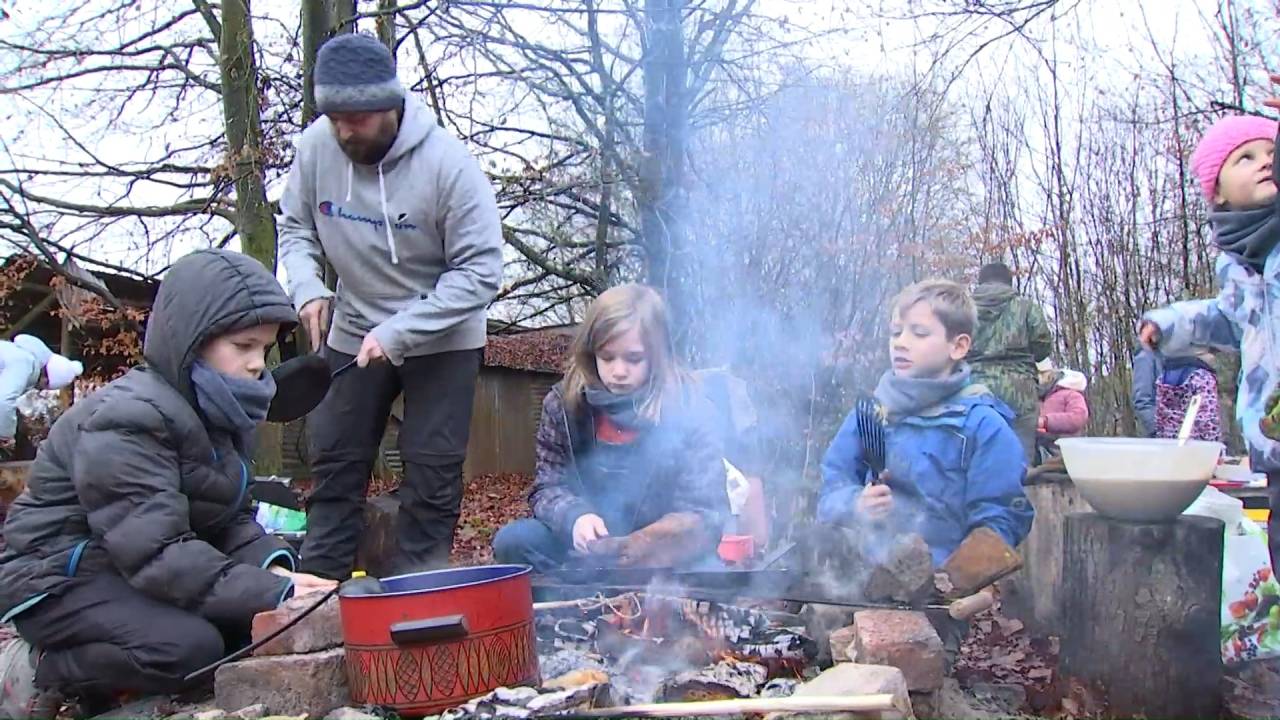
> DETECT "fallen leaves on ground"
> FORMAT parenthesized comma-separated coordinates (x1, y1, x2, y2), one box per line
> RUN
(1225, 657, 1280, 719)
(450, 473, 533, 565)
(956, 602, 1063, 716)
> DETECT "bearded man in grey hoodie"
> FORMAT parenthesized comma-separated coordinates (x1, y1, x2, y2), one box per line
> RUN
(278, 33, 503, 579)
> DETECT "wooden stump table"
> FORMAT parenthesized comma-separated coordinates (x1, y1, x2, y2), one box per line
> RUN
(999, 471, 1087, 635)
(1060, 512, 1224, 719)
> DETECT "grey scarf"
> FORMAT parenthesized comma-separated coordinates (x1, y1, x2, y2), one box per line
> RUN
(190, 360, 277, 453)
(1209, 201, 1280, 275)
(873, 364, 973, 421)
(583, 385, 651, 431)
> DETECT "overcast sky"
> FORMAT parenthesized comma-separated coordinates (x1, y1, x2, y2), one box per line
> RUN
(0, 0, 1268, 281)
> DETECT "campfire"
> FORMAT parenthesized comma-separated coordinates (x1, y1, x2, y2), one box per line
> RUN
(436, 593, 817, 718)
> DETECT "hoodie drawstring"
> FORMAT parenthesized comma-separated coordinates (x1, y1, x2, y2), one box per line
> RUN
(344, 162, 353, 203)
(377, 162, 399, 265)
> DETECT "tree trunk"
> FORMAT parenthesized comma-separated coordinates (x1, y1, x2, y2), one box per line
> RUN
(218, 0, 276, 270)
(218, 0, 281, 472)
(639, 0, 690, 347)
(376, 0, 397, 55)
(998, 476, 1088, 636)
(1061, 512, 1223, 718)
(300, 0, 334, 127)
(334, 0, 358, 34)
(300, 0, 344, 296)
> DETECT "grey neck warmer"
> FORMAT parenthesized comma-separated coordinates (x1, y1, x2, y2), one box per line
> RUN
(873, 364, 972, 421)
(190, 360, 277, 453)
(582, 385, 652, 431)
(1210, 202, 1280, 275)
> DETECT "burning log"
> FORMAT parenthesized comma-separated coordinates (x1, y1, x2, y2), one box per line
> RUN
(544, 669, 610, 692)
(658, 658, 768, 702)
(531, 591, 818, 707)
(538, 650, 608, 686)
(546, 693, 903, 719)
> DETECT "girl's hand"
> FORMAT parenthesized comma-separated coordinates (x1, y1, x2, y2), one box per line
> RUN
(269, 566, 338, 597)
(857, 483, 894, 521)
(1139, 321, 1161, 350)
(572, 513, 610, 552)
(291, 572, 338, 597)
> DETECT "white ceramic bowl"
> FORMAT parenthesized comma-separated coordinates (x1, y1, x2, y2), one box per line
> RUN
(1056, 437, 1224, 522)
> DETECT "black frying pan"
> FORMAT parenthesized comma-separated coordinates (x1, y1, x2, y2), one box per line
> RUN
(265, 355, 358, 422)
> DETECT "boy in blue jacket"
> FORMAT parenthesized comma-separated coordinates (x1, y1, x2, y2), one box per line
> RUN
(818, 279, 1034, 568)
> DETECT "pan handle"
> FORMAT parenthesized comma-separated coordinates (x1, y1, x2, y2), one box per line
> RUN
(390, 614, 469, 646)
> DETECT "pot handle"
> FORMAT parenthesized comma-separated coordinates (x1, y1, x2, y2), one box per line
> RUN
(390, 614, 469, 646)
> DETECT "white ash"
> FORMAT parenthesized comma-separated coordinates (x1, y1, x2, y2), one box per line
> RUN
(434, 681, 606, 719)
(760, 678, 800, 698)
(538, 649, 607, 680)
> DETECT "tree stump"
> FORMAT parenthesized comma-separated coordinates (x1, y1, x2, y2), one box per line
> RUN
(999, 476, 1088, 635)
(1061, 512, 1223, 719)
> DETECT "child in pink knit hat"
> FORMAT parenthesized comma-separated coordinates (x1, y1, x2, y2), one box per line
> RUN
(1139, 74, 1280, 573)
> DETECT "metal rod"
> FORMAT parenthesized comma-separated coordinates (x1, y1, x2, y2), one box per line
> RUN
(182, 587, 338, 683)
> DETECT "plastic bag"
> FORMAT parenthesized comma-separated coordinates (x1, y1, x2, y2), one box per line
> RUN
(724, 460, 749, 517)
(255, 502, 307, 533)
(1186, 487, 1280, 663)
(1220, 521, 1280, 664)
(1185, 485, 1245, 525)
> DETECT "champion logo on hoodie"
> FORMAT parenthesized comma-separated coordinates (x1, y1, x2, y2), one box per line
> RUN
(317, 201, 418, 231)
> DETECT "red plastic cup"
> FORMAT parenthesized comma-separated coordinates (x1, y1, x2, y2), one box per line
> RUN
(718, 534, 755, 564)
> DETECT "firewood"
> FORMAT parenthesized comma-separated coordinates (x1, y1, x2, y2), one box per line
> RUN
(543, 693, 901, 718)
(658, 659, 767, 702)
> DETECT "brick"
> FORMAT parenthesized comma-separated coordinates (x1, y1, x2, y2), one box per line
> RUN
(765, 664, 914, 720)
(852, 610, 944, 692)
(864, 534, 934, 604)
(251, 594, 342, 656)
(802, 604, 855, 665)
(215, 648, 349, 718)
(829, 625, 857, 663)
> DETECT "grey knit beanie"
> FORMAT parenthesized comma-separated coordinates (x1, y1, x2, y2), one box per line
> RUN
(314, 33, 405, 114)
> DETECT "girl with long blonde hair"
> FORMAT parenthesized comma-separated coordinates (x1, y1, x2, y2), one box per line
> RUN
(492, 284, 726, 569)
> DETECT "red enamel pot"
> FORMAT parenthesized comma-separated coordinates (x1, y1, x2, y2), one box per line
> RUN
(338, 564, 540, 716)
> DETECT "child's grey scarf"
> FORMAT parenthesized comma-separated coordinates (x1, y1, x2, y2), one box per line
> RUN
(190, 360, 276, 453)
(1210, 201, 1280, 275)
(873, 364, 972, 422)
